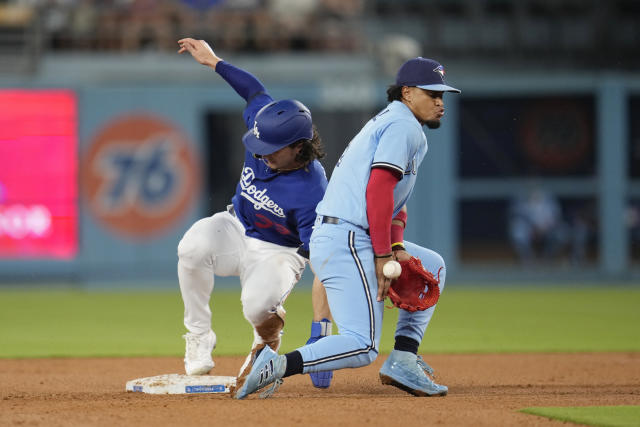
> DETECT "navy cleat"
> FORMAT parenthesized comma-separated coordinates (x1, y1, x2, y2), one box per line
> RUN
(232, 345, 286, 399)
(306, 318, 333, 388)
(379, 350, 448, 397)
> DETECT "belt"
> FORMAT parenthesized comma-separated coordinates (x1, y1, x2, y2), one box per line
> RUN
(227, 204, 236, 217)
(322, 216, 340, 224)
(321, 216, 369, 235)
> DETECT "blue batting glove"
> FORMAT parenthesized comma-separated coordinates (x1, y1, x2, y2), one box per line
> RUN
(306, 318, 333, 388)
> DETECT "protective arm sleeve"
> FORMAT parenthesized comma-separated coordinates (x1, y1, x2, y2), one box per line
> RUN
(391, 208, 407, 250)
(366, 167, 401, 256)
(215, 61, 266, 102)
(215, 61, 274, 128)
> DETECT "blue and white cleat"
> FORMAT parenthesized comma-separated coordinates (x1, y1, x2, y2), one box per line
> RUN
(306, 318, 333, 388)
(232, 345, 286, 399)
(379, 350, 448, 397)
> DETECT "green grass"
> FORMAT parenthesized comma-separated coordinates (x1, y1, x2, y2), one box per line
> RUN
(520, 405, 640, 427)
(427, 287, 640, 353)
(1, 286, 639, 358)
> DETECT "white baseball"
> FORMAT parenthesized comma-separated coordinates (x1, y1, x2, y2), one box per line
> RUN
(383, 260, 402, 279)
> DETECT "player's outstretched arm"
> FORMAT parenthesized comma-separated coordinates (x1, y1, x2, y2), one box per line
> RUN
(178, 37, 271, 128)
(177, 38, 222, 70)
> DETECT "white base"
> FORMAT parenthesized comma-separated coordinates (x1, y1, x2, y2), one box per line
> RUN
(126, 374, 236, 394)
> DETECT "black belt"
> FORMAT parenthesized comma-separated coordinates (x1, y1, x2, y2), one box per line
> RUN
(227, 204, 236, 217)
(321, 216, 369, 235)
(322, 216, 340, 224)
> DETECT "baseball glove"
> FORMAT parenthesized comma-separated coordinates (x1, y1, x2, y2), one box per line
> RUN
(387, 257, 441, 312)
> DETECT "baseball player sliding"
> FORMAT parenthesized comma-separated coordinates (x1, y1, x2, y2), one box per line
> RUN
(175, 38, 331, 382)
(233, 57, 460, 399)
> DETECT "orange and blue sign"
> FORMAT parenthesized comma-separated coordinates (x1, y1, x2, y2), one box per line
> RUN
(83, 114, 200, 240)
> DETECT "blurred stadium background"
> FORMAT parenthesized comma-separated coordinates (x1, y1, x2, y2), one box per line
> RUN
(1, 0, 640, 287)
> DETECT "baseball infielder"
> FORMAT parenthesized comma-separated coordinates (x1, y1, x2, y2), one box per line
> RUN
(176, 38, 328, 378)
(233, 57, 460, 399)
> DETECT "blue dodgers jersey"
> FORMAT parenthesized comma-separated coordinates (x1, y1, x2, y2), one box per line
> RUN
(316, 101, 427, 228)
(231, 92, 328, 253)
(232, 155, 327, 252)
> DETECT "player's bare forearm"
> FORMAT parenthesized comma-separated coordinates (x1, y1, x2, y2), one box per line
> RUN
(177, 38, 221, 70)
(374, 256, 392, 301)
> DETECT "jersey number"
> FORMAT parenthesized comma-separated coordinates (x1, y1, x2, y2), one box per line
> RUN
(254, 213, 291, 235)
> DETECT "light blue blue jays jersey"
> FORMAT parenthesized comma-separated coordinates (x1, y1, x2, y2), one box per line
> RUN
(316, 101, 427, 228)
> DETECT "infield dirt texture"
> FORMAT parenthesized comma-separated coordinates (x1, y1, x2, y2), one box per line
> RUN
(2, 352, 639, 426)
(2, 287, 639, 425)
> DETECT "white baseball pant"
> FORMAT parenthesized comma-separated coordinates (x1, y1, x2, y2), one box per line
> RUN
(177, 208, 306, 346)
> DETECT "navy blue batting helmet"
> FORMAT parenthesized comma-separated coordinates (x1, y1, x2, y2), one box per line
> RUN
(242, 99, 313, 155)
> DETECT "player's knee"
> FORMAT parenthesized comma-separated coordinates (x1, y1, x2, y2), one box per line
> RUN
(177, 222, 214, 268)
(339, 330, 379, 367)
(241, 294, 277, 326)
(350, 349, 378, 368)
(421, 250, 446, 289)
(430, 251, 445, 272)
(362, 349, 379, 366)
(434, 254, 446, 289)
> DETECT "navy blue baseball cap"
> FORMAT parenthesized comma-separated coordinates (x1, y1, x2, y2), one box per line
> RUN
(242, 99, 313, 155)
(396, 57, 460, 93)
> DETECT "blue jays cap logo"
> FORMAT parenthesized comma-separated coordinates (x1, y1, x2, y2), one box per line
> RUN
(395, 57, 460, 93)
(252, 120, 260, 139)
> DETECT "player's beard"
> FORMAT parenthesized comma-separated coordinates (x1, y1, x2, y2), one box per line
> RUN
(425, 120, 441, 129)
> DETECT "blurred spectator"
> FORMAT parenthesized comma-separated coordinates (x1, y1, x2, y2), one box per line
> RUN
(1, 0, 360, 54)
(180, 0, 222, 11)
(94, 0, 128, 51)
(175, 0, 223, 43)
(313, 0, 364, 51)
(121, 0, 174, 51)
(68, 0, 97, 49)
(260, 0, 319, 51)
(3, 0, 638, 66)
(37, 0, 74, 49)
(508, 187, 570, 265)
(376, 33, 421, 77)
(211, 0, 266, 51)
(0, 0, 36, 27)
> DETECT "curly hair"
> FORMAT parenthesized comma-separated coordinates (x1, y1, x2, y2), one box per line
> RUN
(387, 85, 404, 102)
(292, 125, 326, 166)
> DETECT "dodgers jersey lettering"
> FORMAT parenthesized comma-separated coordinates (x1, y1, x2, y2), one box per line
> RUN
(232, 153, 326, 252)
(215, 61, 327, 253)
(316, 101, 427, 228)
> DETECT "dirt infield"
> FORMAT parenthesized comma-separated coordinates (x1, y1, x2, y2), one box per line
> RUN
(2, 353, 639, 426)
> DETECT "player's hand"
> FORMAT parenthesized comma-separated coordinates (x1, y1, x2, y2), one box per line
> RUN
(392, 249, 411, 262)
(374, 255, 393, 302)
(177, 38, 221, 69)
